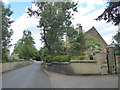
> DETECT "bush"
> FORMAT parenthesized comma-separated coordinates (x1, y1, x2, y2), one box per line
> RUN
(53, 56, 63, 62)
(62, 55, 70, 62)
(70, 55, 86, 60)
(7, 58, 23, 62)
(53, 55, 70, 62)
(78, 55, 86, 60)
(44, 55, 53, 63)
(44, 55, 70, 63)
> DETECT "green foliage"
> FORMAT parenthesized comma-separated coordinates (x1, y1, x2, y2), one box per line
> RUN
(12, 30, 39, 60)
(39, 46, 49, 60)
(44, 55, 53, 63)
(78, 55, 86, 60)
(70, 55, 86, 60)
(2, 3, 13, 60)
(7, 58, 24, 62)
(54, 55, 70, 62)
(27, 2, 78, 55)
(96, 1, 120, 26)
(44, 55, 70, 63)
(85, 36, 101, 51)
(67, 26, 86, 56)
(114, 31, 120, 55)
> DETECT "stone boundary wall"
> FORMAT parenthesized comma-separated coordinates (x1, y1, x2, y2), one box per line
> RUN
(0, 60, 33, 73)
(70, 60, 101, 74)
(43, 60, 101, 75)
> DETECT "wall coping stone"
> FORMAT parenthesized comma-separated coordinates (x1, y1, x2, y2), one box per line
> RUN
(70, 60, 97, 63)
(52, 62, 69, 65)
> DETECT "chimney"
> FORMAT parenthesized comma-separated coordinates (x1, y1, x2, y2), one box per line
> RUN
(76, 23, 82, 33)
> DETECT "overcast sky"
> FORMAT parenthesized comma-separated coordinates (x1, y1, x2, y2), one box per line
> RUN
(3, 0, 118, 54)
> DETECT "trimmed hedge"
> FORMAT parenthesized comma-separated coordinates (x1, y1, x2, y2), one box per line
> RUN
(7, 58, 24, 62)
(78, 55, 86, 60)
(44, 55, 87, 63)
(70, 55, 86, 60)
(44, 55, 70, 63)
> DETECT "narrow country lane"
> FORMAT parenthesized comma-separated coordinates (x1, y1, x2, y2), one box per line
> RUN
(2, 61, 52, 88)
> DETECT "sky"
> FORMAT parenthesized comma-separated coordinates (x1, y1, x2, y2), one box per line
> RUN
(3, 0, 118, 54)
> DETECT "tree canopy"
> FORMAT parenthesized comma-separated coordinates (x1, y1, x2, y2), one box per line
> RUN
(27, 2, 78, 55)
(96, 1, 120, 25)
(12, 30, 39, 60)
(114, 30, 120, 55)
(1, 3, 13, 61)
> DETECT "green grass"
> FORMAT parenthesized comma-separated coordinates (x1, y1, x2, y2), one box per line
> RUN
(101, 65, 108, 68)
(117, 68, 120, 72)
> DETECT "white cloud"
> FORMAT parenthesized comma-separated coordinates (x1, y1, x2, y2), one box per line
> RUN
(71, 1, 118, 45)
(73, 0, 106, 15)
(10, 13, 42, 54)
(9, 1, 118, 54)
(2, 0, 9, 4)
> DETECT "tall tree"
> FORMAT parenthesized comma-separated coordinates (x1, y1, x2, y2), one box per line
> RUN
(27, 2, 78, 55)
(66, 25, 86, 56)
(12, 30, 39, 60)
(1, 3, 13, 61)
(96, 1, 120, 25)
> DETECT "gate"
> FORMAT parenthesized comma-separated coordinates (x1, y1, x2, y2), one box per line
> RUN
(106, 45, 117, 74)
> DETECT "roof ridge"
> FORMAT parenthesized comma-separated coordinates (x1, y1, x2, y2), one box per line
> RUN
(84, 26, 108, 45)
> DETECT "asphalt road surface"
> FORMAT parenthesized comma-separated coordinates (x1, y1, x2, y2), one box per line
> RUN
(2, 61, 52, 88)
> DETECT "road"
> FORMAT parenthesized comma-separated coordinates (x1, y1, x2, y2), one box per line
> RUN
(2, 61, 52, 88)
(2, 61, 119, 88)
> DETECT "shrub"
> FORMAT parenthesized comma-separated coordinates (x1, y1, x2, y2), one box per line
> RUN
(44, 55, 53, 63)
(44, 55, 70, 63)
(78, 55, 86, 60)
(53, 56, 63, 62)
(62, 55, 70, 62)
(7, 58, 23, 62)
(70, 56, 78, 60)
(53, 56, 70, 62)
(7, 58, 14, 62)
(70, 55, 86, 60)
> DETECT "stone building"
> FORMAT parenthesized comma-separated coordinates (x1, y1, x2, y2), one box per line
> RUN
(84, 26, 108, 63)
(65, 25, 108, 63)
(84, 26, 108, 53)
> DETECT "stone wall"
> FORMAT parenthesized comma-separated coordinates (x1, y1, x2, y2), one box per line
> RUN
(1, 61, 33, 73)
(43, 60, 102, 75)
(70, 60, 101, 74)
(44, 62, 73, 75)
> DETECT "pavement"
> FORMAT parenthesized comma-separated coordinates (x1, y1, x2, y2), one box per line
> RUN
(44, 70, 119, 88)
(2, 61, 52, 88)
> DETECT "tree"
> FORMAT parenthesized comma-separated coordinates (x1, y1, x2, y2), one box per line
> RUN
(66, 25, 86, 56)
(96, 1, 120, 25)
(1, 3, 13, 61)
(12, 30, 39, 60)
(27, 2, 78, 55)
(114, 30, 120, 55)
(85, 36, 101, 59)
